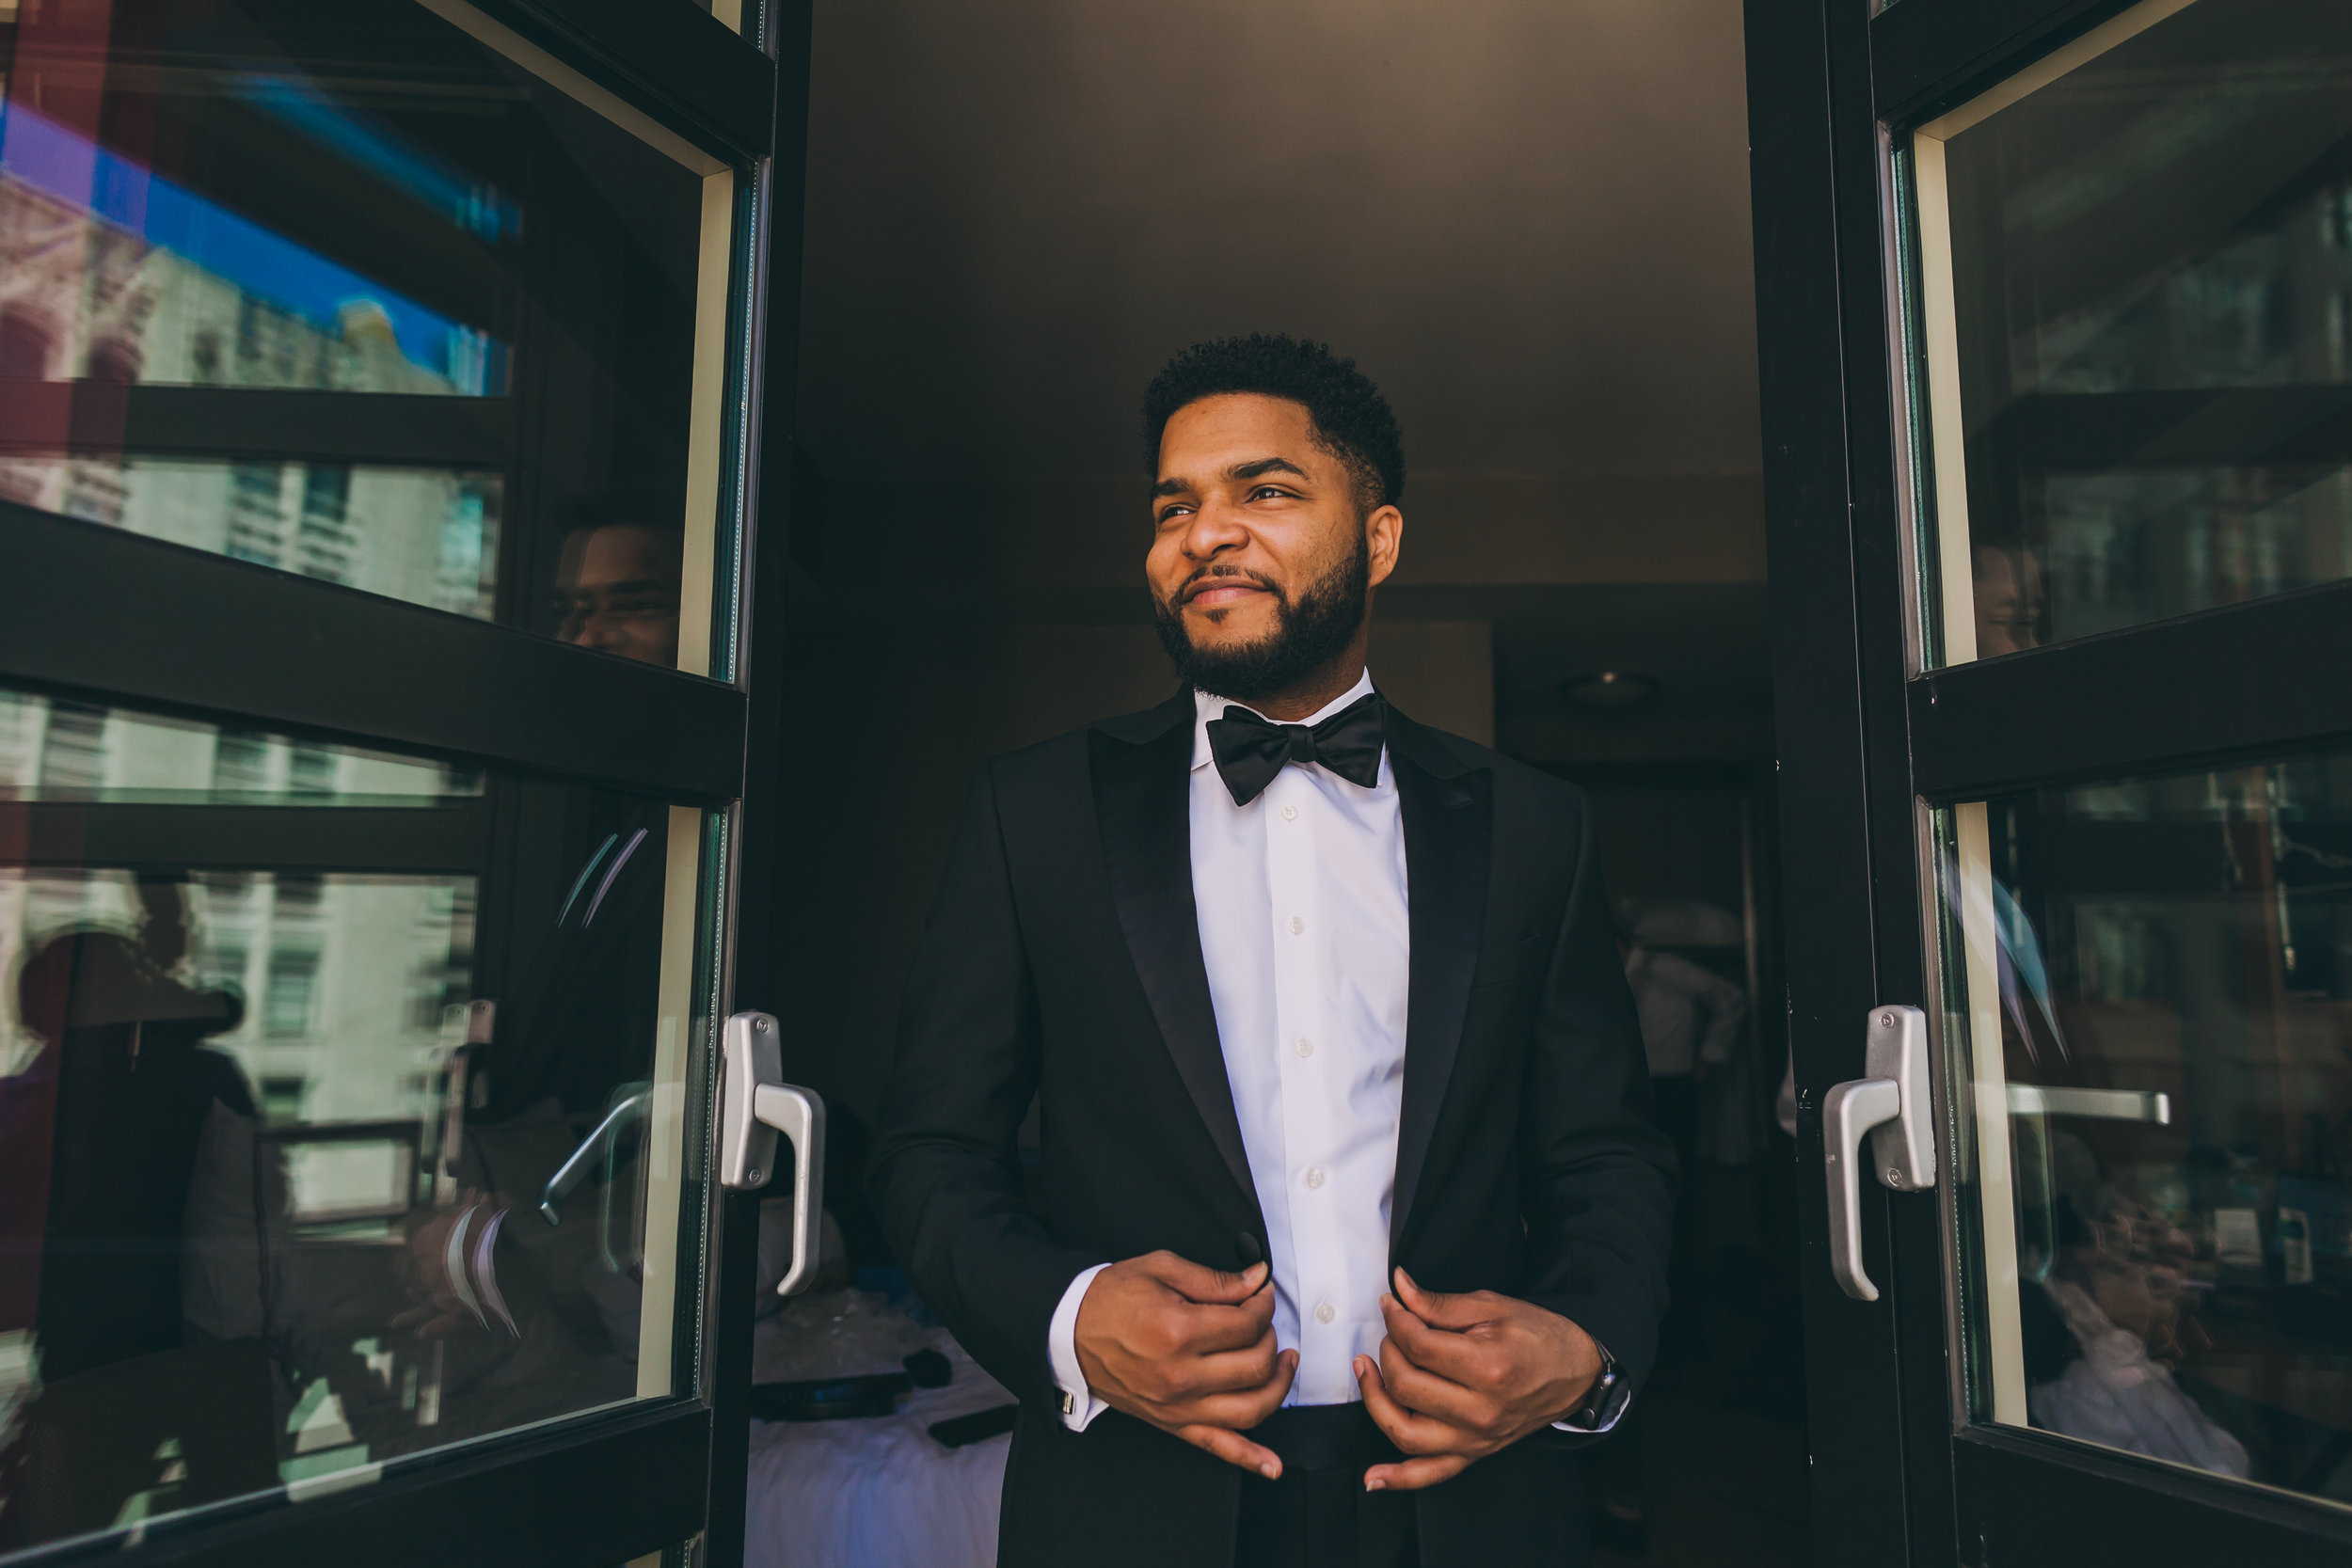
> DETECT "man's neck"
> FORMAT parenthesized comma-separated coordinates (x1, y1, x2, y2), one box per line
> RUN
(1229, 639, 1372, 722)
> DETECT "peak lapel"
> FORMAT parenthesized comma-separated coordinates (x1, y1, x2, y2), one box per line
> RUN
(1385, 705, 1491, 1249)
(1089, 694, 1257, 1208)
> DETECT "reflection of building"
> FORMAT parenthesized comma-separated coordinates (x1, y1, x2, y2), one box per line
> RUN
(0, 135, 501, 620)
(0, 694, 472, 1212)
(2007, 158, 2352, 640)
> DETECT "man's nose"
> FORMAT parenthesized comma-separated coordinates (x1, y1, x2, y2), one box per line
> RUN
(1183, 499, 1250, 559)
(576, 608, 629, 648)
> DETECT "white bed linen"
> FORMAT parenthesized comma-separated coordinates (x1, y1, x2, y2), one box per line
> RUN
(743, 1320, 1012, 1568)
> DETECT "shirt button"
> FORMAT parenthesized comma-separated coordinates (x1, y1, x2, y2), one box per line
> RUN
(1305, 1166, 1326, 1189)
(1288, 915, 1305, 936)
(1281, 804, 1298, 822)
(1294, 1037, 1314, 1059)
(1314, 1301, 1336, 1325)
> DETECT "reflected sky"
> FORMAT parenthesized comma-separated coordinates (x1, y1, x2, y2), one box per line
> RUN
(0, 101, 507, 393)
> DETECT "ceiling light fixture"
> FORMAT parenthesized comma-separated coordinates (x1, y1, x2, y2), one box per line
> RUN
(1560, 671, 1661, 711)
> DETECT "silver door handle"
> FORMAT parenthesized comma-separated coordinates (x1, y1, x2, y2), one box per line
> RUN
(539, 1085, 653, 1225)
(719, 1011, 828, 1297)
(1822, 1005, 1935, 1303)
(2006, 1084, 2169, 1124)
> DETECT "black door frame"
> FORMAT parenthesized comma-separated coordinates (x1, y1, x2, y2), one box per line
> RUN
(0, 1, 801, 1563)
(1746, 0, 2352, 1562)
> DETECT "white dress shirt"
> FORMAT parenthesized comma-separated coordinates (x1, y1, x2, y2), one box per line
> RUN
(1051, 670, 1404, 1426)
(1047, 671, 1623, 1435)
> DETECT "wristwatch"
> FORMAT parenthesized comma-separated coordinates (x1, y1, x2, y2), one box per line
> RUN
(1557, 1345, 1629, 1432)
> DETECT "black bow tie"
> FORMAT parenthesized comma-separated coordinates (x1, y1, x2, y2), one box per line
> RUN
(1205, 692, 1386, 807)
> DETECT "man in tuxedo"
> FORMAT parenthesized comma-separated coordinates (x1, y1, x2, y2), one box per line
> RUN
(869, 335, 1675, 1567)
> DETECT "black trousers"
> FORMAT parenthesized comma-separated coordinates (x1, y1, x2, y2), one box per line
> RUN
(1233, 1405, 1420, 1568)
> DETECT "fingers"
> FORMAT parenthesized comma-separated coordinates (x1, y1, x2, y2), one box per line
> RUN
(1356, 1356, 1483, 1493)
(392, 1306, 466, 1339)
(1160, 1285, 1278, 1357)
(1363, 1453, 1472, 1492)
(1392, 1268, 1498, 1332)
(1355, 1354, 1470, 1458)
(1168, 1347, 1295, 1480)
(1178, 1338, 1288, 1401)
(1377, 1292, 1488, 1386)
(1165, 1349, 1296, 1430)
(1176, 1423, 1283, 1481)
(1376, 1338, 1495, 1431)
(1146, 1252, 1269, 1306)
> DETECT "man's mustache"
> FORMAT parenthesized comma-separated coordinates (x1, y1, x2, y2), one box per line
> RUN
(1175, 565, 1285, 606)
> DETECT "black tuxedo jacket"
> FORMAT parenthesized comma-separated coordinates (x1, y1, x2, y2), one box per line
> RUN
(867, 691, 1676, 1567)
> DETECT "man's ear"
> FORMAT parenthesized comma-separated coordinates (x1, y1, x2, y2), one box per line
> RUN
(1366, 504, 1404, 590)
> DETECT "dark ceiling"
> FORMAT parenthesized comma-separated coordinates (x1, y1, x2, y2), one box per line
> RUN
(792, 0, 1767, 759)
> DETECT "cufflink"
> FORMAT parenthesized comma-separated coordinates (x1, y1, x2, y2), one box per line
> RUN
(1059, 1389, 1075, 1417)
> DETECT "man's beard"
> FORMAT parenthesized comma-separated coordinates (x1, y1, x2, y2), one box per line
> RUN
(1152, 534, 1371, 702)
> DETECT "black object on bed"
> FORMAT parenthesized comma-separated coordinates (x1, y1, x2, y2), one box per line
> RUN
(927, 1404, 1018, 1448)
(749, 1349, 959, 1421)
(748, 1370, 912, 1421)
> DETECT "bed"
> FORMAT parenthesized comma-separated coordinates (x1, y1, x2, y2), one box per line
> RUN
(742, 1306, 1013, 1568)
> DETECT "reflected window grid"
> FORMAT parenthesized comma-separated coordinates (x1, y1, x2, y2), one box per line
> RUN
(0, 0, 719, 661)
(1939, 749, 2352, 1507)
(0, 692, 692, 1548)
(1911, 0, 2352, 664)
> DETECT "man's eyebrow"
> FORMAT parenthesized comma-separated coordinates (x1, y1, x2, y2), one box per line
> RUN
(1151, 456, 1310, 499)
(1226, 456, 1309, 483)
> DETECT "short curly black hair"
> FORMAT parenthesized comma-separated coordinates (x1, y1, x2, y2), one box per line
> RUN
(1141, 334, 1405, 512)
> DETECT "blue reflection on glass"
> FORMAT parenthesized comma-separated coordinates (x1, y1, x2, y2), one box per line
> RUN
(0, 102, 506, 393)
(228, 73, 521, 244)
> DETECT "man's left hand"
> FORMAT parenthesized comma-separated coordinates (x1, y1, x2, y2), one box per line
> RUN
(1353, 1267, 1603, 1492)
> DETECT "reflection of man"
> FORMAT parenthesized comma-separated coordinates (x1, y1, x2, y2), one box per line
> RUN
(1973, 541, 2045, 657)
(0, 898, 278, 1545)
(377, 510, 687, 1434)
(553, 513, 683, 666)
(870, 336, 1675, 1566)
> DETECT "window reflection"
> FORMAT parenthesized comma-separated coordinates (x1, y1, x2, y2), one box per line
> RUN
(1915, 0, 2352, 660)
(0, 99, 506, 395)
(2, 456, 502, 615)
(1944, 752, 2352, 1503)
(0, 692, 699, 1550)
(0, 0, 711, 654)
(553, 513, 685, 668)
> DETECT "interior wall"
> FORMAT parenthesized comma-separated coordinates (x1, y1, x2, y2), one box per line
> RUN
(1588, 785, 1747, 919)
(779, 0, 1775, 1123)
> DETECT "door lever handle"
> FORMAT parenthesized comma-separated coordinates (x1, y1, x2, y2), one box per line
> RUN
(719, 1011, 828, 1297)
(539, 1084, 653, 1226)
(1823, 1005, 1935, 1303)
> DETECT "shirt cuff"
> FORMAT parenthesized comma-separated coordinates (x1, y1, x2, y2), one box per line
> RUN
(1551, 1340, 1633, 1433)
(1047, 1262, 1113, 1432)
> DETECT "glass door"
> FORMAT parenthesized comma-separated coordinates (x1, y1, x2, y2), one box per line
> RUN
(1748, 0, 2352, 1560)
(0, 0, 795, 1561)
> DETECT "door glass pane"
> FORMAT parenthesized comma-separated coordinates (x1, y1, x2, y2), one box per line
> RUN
(691, 0, 750, 33)
(0, 688, 720, 1551)
(1936, 752, 2352, 1506)
(0, 0, 741, 673)
(1908, 0, 2352, 665)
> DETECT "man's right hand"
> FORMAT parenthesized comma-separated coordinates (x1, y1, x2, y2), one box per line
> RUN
(1073, 1251, 1298, 1479)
